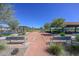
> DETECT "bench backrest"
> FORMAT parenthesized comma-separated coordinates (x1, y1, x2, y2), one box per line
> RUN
(6, 37, 25, 40)
(53, 36, 71, 40)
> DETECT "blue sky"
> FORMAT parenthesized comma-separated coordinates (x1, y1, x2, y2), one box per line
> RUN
(13, 3, 79, 28)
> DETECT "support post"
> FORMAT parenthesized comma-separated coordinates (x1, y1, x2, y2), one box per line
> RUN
(75, 27, 77, 33)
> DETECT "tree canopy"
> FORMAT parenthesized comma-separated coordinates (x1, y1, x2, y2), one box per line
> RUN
(0, 4, 14, 24)
(0, 4, 19, 32)
(44, 23, 51, 31)
(7, 19, 19, 31)
(51, 18, 65, 27)
(43, 18, 65, 32)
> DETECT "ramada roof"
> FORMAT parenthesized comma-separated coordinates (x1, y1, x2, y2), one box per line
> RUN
(64, 22, 79, 25)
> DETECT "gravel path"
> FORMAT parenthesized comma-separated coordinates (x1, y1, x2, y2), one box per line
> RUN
(24, 32, 53, 56)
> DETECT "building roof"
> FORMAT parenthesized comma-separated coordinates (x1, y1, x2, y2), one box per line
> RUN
(63, 22, 79, 25)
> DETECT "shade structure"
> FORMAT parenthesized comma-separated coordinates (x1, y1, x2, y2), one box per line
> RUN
(51, 22, 79, 34)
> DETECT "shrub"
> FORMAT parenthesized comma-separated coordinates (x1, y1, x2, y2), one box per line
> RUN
(48, 44, 63, 55)
(71, 45, 79, 52)
(60, 32, 65, 36)
(66, 45, 79, 55)
(0, 44, 6, 50)
(52, 29, 60, 34)
(75, 34, 79, 42)
(11, 48, 19, 55)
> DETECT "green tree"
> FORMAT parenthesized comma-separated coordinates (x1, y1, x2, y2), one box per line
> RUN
(7, 19, 19, 32)
(44, 23, 51, 31)
(50, 18, 65, 33)
(0, 4, 19, 33)
(0, 4, 14, 23)
(51, 18, 65, 27)
(0, 4, 15, 32)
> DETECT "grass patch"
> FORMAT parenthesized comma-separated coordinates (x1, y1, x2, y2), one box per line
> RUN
(0, 34, 11, 37)
(9, 34, 17, 36)
(0, 44, 6, 50)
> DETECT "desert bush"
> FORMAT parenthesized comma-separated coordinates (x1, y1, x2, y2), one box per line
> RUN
(75, 34, 79, 42)
(71, 45, 79, 52)
(51, 29, 60, 34)
(47, 44, 63, 55)
(11, 48, 19, 55)
(60, 32, 65, 37)
(66, 45, 79, 55)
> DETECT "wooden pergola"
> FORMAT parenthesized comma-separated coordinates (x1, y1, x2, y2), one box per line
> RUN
(51, 22, 79, 34)
(63, 22, 79, 33)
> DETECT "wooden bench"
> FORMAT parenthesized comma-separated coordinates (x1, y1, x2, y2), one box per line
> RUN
(6, 36, 25, 44)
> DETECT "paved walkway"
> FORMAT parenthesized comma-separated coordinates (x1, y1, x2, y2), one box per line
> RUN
(24, 32, 53, 56)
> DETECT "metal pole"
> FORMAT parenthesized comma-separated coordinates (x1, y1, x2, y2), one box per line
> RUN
(71, 38, 72, 56)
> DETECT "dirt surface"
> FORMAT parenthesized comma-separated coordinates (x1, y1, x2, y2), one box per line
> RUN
(24, 32, 53, 56)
